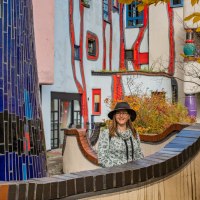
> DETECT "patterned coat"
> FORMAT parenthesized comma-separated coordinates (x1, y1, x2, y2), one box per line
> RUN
(97, 129, 144, 167)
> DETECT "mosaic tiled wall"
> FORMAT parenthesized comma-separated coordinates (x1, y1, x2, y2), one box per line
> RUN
(0, 0, 47, 181)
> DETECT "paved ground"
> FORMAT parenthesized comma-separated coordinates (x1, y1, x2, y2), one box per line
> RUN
(46, 148, 63, 176)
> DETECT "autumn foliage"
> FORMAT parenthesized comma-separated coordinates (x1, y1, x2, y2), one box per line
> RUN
(104, 95, 195, 135)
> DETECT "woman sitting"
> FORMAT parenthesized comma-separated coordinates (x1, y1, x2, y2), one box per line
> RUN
(98, 102, 144, 167)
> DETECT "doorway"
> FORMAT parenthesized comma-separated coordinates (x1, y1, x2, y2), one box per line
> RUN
(51, 92, 81, 149)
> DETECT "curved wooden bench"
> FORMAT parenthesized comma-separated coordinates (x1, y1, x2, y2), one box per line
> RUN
(0, 123, 200, 200)
(63, 128, 98, 165)
(62, 123, 188, 166)
(140, 123, 189, 142)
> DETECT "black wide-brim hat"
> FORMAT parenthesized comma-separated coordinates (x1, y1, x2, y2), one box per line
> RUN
(108, 102, 137, 122)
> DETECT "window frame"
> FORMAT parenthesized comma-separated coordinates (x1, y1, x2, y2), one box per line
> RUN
(125, 50, 133, 60)
(126, 2, 144, 28)
(88, 39, 96, 56)
(74, 45, 80, 60)
(86, 31, 99, 60)
(170, 0, 183, 8)
(103, 0, 111, 23)
(92, 89, 101, 115)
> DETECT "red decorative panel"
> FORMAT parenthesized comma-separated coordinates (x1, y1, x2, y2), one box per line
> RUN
(102, 21, 107, 70)
(112, 75, 123, 101)
(92, 89, 101, 115)
(102, 0, 112, 70)
(69, 0, 83, 93)
(24, 125, 30, 152)
(132, 6, 149, 70)
(139, 52, 149, 64)
(69, 0, 89, 127)
(79, 1, 88, 126)
(119, 4, 125, 70)
(167, 3, 175, 75)
(109, 4, 113, 71)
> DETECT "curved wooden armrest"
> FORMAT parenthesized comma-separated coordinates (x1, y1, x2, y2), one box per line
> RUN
(140, 123, 189, 142)
(63, 128, 98, 165)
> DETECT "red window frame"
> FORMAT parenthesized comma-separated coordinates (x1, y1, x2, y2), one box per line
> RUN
(86, 31, 99, 61)
(92, 89, 101, 115)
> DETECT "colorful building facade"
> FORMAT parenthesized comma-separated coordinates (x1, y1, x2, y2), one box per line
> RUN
(0, 0, 47, 181)
(32, 0, 200, 150)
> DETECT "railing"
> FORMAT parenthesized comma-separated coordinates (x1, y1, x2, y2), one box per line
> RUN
(0, 124, 200, 200)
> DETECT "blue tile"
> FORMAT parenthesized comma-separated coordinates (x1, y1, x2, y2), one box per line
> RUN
(26, 155, 29, 179)
(19, 0, 23, 15)
(22, 163, 27, 180)
(4, 94, 8, 110)
(3, 63, 7, 93)
(0, 89, 3, 112)
(29, 164, 33, 178)
(9, 152, 13, 172)
(0, 154, 6, 180)
(0, 79, 3, 89)
(19, 155, 22, 180)
(5, 151, 9, 180)
(37, 155, 41, 178)
(16, 47, 20, 74)
(0, 19, 2, 47)
(13, 0, 17, 27)
(32, 155, 36, 178)
(22, 153, 25, 163)
(16, 153, 19, 180)
(11, 97, 15, 114)
(3, 32, 7, 62)
(8, 0, 12, 26)
(8, 62, 11, 83)
(0, 48, 2, 78)
(8, 26, 11, 62)
(29, 154, 32, 164)
(11, 68, 16, 91)
(29, 155, 33, 178)
(13, 152, 17, 180)
(3, 3, 8, 31)
(35, 155, 39, 178)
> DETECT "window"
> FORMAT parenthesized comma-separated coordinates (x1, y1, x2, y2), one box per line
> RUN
(125, 50, 133, 60)
(126, 2, 144, 28)
(86, 32, 99, 60)
(103, 0, 111, 22)
(171, 78, 178, 103)
(92, 89, 101, 115)
(112, 0, 119, 10)
(170, 0, 183, 7)
(74, 45, 80, 60)
(88, 39, 96, 56)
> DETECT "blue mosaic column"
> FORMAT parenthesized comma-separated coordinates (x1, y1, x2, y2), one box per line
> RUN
(0, 0, 47, 181)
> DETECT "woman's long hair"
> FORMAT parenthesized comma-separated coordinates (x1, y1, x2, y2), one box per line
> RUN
(108, 114, 137, 138)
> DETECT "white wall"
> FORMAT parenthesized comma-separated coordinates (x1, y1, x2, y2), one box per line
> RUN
(89, 75, 113, 122)
(122, 75, 172, 101)
(149, 4, 185, 104)
(184, 1, 200, 29)
(149, 4, 169, 71)
(112, 10, 120, 71)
